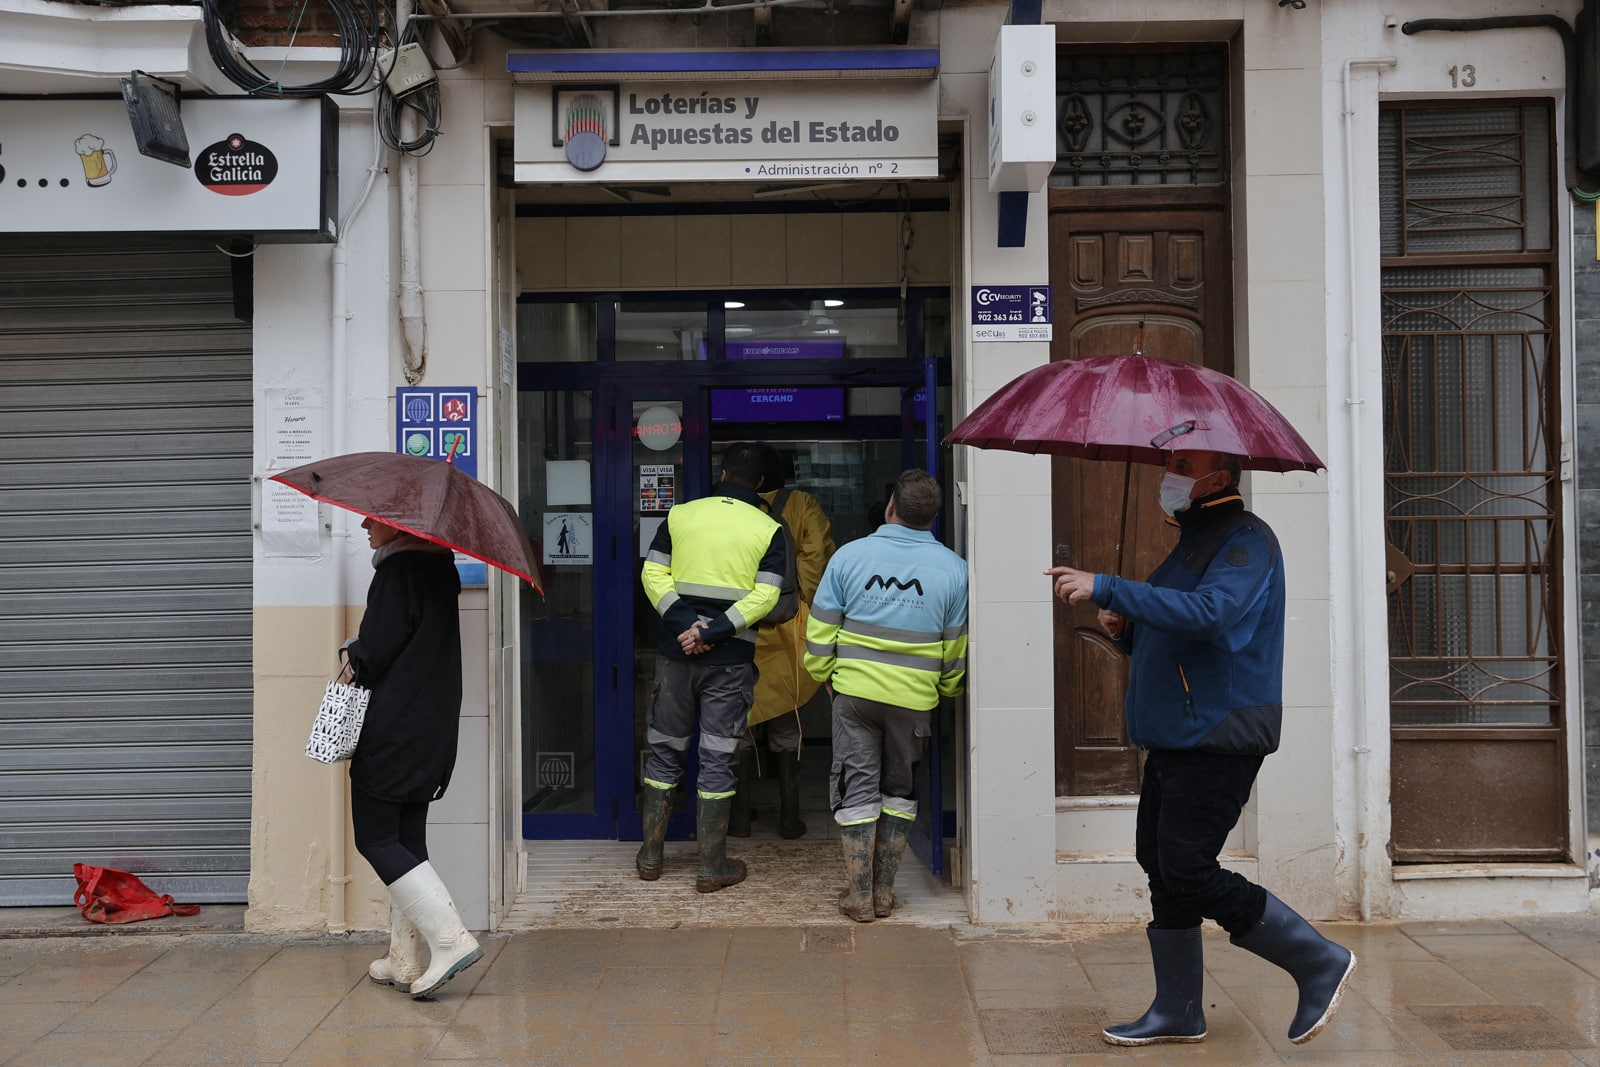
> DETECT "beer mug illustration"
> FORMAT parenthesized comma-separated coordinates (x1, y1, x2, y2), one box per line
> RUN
(74, 135, 117, 187)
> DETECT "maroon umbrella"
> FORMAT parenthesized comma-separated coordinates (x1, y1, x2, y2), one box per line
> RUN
(946, 355, 1325, 473)
(270, 452, 544, 593)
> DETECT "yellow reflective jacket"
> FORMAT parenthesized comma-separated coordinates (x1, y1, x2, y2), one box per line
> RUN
(805, 523, 968, 710)
(640, 482, 786, 664)
(750, 487, 836, 724)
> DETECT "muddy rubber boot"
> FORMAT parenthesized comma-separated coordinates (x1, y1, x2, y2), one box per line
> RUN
(728, 750, 755, 838)
(1230, 891, 1357, 1045)
(389, 862, 483, 1000)
(695, 795, 748, 893)
(776, 750, 807, 839)
(1102, 927, 1208, 1046)
(636, 783, 672, 881)
(368, 902, 424, 989)
(871, 814, 911, 918)
(837, 822, 876, 922)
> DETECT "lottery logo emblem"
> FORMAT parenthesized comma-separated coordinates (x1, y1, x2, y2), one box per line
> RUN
(563, 93, 609, 173)
(404, 395, 432, 422)
(404, 431, 430, 456)
(442, 397, 468, 422)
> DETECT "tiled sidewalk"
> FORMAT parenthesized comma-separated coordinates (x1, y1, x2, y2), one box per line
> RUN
(3, 915, 1600, 1065)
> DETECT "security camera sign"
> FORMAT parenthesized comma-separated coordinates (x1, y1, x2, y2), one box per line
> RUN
(971, 284, 1052, 342)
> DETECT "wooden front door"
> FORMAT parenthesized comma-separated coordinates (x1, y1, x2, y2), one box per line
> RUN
(1048, 196, 1232, 795)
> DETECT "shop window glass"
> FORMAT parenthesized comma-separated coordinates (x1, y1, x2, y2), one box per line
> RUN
(517, 389, 598, 814)
(517, 302, 597, 363)
(615, 300, 706, 361)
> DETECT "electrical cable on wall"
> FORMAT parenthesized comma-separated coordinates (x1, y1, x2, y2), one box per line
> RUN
(377, 25, 443, 156)
(200, 0, 388, 96)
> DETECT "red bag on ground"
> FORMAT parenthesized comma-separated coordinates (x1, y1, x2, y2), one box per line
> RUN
(72, 863, 201, 924)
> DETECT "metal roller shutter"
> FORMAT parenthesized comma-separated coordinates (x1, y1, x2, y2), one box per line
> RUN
(0, 238, 252, 905)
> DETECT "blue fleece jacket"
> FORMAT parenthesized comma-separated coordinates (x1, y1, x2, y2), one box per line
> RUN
(1089, 495, 1284, 754)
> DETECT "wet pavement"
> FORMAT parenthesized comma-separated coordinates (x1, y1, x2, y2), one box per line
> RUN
(3, 908, 1600, 1065)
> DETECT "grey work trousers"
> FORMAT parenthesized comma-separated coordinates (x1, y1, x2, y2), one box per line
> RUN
(643, 657, 756, 797)
(829, 691, 930, 826)
(736, 709, 803, 756)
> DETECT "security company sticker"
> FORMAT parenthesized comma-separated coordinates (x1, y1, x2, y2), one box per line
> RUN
(971, 284, 1052, 342)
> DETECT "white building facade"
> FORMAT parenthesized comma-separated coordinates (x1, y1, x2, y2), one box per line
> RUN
(1, 0, 1594, 932)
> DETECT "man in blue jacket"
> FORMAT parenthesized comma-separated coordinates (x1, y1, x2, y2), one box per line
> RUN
(1047, 448, 1354, 1048)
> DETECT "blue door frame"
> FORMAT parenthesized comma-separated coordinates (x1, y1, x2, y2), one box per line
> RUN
(518, 289, 953, 871)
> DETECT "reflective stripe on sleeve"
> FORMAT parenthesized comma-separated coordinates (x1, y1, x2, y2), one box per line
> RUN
(677, 580, 755, 600)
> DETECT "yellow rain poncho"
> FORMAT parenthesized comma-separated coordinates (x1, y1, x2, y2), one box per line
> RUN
(750, 487, 835, 727)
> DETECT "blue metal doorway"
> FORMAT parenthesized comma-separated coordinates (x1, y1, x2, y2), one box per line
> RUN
(515, 288, 953, 869)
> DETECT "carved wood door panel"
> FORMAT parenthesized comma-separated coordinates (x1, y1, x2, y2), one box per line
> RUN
(1048, 203, 1231, 795)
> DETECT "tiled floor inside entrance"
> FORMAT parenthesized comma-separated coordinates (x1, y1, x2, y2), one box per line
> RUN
(506, 830, 967, 929)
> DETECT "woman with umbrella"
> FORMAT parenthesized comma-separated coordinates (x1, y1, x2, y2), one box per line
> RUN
(272, 451, 543, 1000)
(951, 354, 1354, 1047)
(341, 515, 481, 999)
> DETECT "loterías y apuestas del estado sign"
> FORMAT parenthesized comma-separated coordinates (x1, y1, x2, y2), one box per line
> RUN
(513, 79, 938, 183)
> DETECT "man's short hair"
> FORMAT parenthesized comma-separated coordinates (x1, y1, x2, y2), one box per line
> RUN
(721, 442, 765, 488)
(1214, 453, 1242, 490)
(892, 469, 942, 529)
(753, 442, 786, 493)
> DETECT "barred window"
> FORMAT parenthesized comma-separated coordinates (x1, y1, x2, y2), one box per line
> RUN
(1051, 49, 1227, 187)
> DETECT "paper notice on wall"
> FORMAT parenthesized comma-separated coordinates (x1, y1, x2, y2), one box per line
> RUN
(266, 387, 325, 470)
(261, 480, 321, 557)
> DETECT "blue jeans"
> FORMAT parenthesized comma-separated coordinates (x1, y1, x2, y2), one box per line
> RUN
(1136, 749, 1268, 935)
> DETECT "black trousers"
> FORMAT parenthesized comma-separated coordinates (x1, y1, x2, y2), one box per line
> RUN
(1135, 749, 1268, 935)
(351, 787, 430, 886)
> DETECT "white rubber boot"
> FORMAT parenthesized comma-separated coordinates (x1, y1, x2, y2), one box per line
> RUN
(390, 862, 483, 999)
(367, 902, 424, 988)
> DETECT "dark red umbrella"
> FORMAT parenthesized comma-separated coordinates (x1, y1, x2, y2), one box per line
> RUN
(270, 452, 544, 593)
(946, 355, 1325, 472)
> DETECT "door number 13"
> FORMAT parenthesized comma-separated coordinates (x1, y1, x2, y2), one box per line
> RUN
(1449, 65, 1477, 88)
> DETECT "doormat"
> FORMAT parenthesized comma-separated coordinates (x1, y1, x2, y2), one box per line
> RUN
(1407, 1004, 1593, 1051)
(977, 1008, 1112, 1055)
(801, 926, 855, 954)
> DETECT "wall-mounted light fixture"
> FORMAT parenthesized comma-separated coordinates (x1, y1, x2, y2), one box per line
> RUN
(120, 71, 191, 168)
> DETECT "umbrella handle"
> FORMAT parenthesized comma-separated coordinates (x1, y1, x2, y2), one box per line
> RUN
(1115, 459, 1131, 576)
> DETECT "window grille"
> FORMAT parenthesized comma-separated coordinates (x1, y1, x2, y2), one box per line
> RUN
(1051, 49, 1227, 187)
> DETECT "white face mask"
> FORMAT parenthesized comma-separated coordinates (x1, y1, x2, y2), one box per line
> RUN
(1158, 471, 1197, 516)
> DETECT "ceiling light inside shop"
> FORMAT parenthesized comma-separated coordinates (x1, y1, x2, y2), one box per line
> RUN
(823, 299, 844, 308)
(724, 301, 745, 309)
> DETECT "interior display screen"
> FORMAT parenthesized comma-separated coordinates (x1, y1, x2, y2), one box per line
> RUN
(711, 339, 845, 422)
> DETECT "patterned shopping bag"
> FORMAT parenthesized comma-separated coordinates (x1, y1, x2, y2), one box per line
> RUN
(306, 680, 371, 763)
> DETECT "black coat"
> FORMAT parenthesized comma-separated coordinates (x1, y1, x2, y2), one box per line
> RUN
(346, 545, 463, 803)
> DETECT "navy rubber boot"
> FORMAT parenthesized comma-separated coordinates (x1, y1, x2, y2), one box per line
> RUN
(1102, 927, 1208, 1046)
(1230, 891, 1356, 1044)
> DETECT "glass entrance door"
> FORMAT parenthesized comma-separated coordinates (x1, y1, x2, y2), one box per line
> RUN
(609, 383, 708, 842)
(518, 288, 953, 852)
